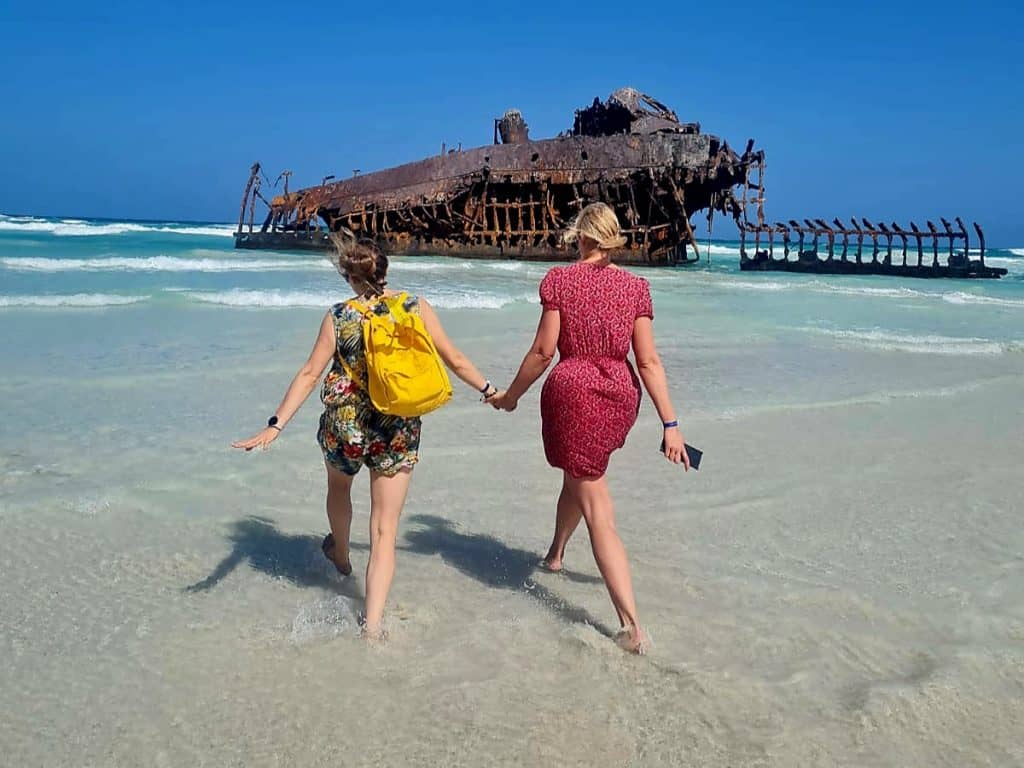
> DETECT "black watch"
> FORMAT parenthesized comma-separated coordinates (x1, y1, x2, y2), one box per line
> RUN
(267, 415, 279, 428)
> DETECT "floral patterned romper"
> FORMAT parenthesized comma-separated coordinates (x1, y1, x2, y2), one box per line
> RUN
(317, 295, 423, 476)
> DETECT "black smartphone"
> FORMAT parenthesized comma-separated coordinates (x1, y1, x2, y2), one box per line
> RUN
(660, 439, 702, 470)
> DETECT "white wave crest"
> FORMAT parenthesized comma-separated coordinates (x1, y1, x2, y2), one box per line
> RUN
(429, 291, 537, 309)
(706, 244, 743, 256)
(182, 288, 536, 310)
(721, 280, 791, 292)
(184, 289, 336, 308)
(807, 281, 927, 299)
(0, 293, 149, 308)
(942, 292, 1024, 308)
(1, 255, 327, 273)
(810, 328, 1015, 355)
(1009, 248, 1024, 256)
(0, 218, 234, 237)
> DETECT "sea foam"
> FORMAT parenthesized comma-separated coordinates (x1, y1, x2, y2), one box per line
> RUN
(0, 293, 149, 308)
(1, 256, 327, 273)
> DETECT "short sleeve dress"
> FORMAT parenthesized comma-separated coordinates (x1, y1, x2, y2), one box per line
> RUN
(538, 263, 654, 478)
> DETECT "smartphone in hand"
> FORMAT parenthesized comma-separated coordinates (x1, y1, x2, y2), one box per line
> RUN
(660, 440, 702, 470)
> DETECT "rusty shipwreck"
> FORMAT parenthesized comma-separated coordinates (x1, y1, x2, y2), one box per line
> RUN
(234, 88, 757, 266)
(235, 87, 1003, 278)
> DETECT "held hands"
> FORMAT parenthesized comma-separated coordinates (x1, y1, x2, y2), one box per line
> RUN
(231, 427, 281, 452)
(662, 425, 690, 471)
(485, 390, 518, 412)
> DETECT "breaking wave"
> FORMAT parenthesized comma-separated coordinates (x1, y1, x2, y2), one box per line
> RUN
(0, 217, 234, 237)
(1, 255, 327, 273)
(182, 288, 537, 310)
(0, 293, 149, 308)
(806, 327, 1020, 355)
(711, 277, 1023, 307)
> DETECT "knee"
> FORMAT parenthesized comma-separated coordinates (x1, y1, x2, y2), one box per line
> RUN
(370, 517, 399, 546)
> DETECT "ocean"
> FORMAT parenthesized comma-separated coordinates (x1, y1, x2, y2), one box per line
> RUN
(2, 212, 1023, 766)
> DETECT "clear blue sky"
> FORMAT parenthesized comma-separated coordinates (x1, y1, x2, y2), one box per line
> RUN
(2, 0, 1022, 245)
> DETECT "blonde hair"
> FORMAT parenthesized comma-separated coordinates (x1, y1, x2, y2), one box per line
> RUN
(564, 202, 627, 250)
(328, 228, 389, 295)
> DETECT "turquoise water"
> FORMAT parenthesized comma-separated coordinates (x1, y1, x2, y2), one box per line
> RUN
(2, 212, 1024, 766)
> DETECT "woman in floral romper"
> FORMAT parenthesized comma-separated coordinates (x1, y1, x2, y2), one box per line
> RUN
(233, 237, 496, 640)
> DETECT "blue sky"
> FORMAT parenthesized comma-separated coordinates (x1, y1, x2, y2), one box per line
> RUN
(1, 0, 1022, 244)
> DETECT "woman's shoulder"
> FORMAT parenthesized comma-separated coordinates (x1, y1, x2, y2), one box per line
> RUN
(617, 267, 650, 288)
(381, 290, 420, 312)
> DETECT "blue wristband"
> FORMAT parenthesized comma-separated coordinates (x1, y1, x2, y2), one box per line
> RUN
(663, 420, 678, 429)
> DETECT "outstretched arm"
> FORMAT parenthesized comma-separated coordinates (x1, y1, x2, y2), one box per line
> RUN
(632, 316, 689, 469)
(419, 298, 494, 396)
(232, 311, 337, 451)
(496, 308, 560, 411)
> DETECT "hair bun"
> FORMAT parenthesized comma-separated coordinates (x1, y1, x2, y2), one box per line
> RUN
(328, 230, 389, 294)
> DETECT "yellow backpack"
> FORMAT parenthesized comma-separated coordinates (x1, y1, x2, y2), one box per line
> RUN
(347, 292, 452, 418)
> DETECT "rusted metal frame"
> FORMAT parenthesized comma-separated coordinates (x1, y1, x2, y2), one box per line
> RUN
(891, 223, 909, 266)
(813, 219, 835, 262)
(877, 222, 894, 265)
(955, 218, 971, 265)
(624, 178, 642, 247)
(860, 219, 880, 264)
(299, 159, 684, 213)
(926, 221, 940, 267)
(788, 220, 807, 260)
(940, 218, 957, 263)
(828, 219, 847, 262)
(803, 219, 821, 259)
(237, 162, 260, 234)
(773, 222, 788, 260)
(667, 176, 699, 261)
(848, 218, 863, 264)
(909, 223, 924, 267)
(640, 171, 658, 256)
(973, 222, 986, 266)
(778, 223, 791, 260)
(248, 177, 261, 234)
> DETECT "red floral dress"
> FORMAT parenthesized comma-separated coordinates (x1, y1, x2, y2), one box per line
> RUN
(539, 263, 654, 478)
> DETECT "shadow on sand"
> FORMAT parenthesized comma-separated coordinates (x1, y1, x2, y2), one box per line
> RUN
(401, 514, 616, 639)
(186, 514, 614, 639)
(184, 515, 364, 602)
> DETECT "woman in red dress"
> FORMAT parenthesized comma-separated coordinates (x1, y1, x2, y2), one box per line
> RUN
(491, 202, 689, 654)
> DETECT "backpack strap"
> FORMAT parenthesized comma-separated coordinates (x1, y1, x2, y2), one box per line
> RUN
(345, 298, 375, 319)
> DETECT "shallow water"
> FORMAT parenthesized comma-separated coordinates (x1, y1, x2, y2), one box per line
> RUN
(2, 215, 1023, 766)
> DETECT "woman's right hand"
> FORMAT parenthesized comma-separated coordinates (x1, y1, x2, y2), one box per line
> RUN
(662, 426, 689, 470)
(232, 427, 280, 452)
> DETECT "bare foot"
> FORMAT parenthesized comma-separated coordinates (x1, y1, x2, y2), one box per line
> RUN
(615, 625, 650, 655)
(538, 557, 563, 573)
(358, 615, 387, 644)
(540, 545, 566, 573)
(321, 533, 353, 576)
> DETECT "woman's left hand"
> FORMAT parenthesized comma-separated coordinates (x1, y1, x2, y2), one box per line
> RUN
(232, 427, 280, 452)
(662, 426, 689, 470)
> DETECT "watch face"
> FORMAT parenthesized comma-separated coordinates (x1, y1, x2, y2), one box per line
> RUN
(268, 416, 279, 427)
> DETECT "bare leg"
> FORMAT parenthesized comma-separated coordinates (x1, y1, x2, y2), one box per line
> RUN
(543, 479, 583, 571)
(362, 467, 413, 640)
(325, 463, 355, 575)
(568, 474, 648, 653)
